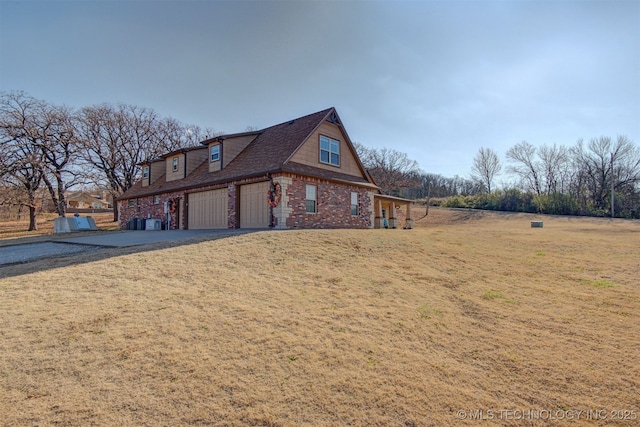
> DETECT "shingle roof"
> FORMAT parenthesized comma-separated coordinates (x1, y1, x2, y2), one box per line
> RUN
(282, 162, 377, 189)
(118, 108, 376, 200)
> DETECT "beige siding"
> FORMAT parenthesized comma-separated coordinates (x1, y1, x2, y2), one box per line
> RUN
(240, 181, 270, 228)
(208, 143, 221, 173)
(208, 135, 257, 173)
(166, 154, 184, 182)
(141, 165, 150, 187)
(289, 121, 365, 178)
(150, 160, 164, 184)
(186, 148, 207, 175)
(188, 188, 227, 229)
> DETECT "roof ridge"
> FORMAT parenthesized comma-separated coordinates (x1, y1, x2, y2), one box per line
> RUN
(259, 107, 334, 131)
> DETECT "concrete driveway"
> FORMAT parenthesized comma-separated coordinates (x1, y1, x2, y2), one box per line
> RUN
(0, 229, 263, 267)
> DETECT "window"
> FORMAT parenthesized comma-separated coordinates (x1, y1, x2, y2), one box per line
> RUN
(210, 144, 220, 162)
(128, 199, 135, 207)
(153, 195, 160, 205)
(320, 135, 340, 166)
(351, 192, 358, 216)
(143, 165, 150, 179)
(172, 157, 179, 172)
(305, 184, 317, 214)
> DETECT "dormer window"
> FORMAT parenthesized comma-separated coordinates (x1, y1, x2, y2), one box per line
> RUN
(172, 157, 179, 172)
(320, 135, 340, 167)
(143, 165, 150, 179)
(210, 144, 220, 162)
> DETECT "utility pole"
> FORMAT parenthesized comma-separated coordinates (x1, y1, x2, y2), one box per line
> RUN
(611, 152, 615, 219)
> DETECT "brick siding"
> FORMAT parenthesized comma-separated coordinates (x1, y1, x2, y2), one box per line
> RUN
(120, 177, 374, 230)
(227, 184, 237, 229)
(286, 176, 372, 229)
(119, 191, 184, 230)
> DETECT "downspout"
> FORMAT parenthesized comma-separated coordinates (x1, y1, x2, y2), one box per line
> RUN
(183, 153, 187, 179)
(267, 173, 274, 228)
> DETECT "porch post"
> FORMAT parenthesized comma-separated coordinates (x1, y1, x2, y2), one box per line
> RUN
(374, 197, 383, 229)
(389, 202, 398, 228)
(405, 203, 414, 229)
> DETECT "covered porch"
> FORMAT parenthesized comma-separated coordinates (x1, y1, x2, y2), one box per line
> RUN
(373, 194, 415, 229)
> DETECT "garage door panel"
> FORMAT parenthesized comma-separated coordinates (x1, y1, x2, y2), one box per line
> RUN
(240, 182, 270, 228)
(188, 189, 227, 229)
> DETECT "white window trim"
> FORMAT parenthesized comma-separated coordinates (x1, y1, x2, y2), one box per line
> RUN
(210, 145, 220, 162)
(305, 184, 317, 214)
(172, 157, 179, 172)
(143, 165, 150, 179)
(351, 192, 359, 216)
(319, 135, 340, 167)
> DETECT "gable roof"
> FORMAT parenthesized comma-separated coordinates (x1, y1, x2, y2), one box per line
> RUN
(118, 108, 378, 200)
(215, 108, 335, 176)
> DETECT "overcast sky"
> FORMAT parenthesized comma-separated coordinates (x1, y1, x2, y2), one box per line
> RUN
(1, 0, 638, 178)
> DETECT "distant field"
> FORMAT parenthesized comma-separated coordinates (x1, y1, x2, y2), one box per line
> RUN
(0, 212, 117, 243)
(0, 208, 638, 426)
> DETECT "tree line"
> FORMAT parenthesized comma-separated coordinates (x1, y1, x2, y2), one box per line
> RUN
(357, 137, 639, 219)
(464, 138, 640, 218)
(354, 143, 480, 200)
(0, 91, 214, 230)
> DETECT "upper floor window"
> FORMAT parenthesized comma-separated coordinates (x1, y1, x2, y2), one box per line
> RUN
(172, 157, 179, 172)
(143, 165, 150, 179)
(210, 145, 220, 162)
(320, 135, 340, 167)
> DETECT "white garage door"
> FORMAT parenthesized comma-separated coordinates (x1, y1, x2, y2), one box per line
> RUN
(188, 188, 228, 229)
(240, 181, 270, 228)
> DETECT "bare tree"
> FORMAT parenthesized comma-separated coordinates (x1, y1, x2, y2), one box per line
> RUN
(74, 103, 209, 221)
(354, 143, 421, 197)
(0, 97, 45, 229)
(573, 136, 640, 213)
(471, 147, 501, 193)
(158, 117, 217, 151)
(506, 141, 543, 196)
(37, 103, 80, 217)
(0, 92, 82, 218)
(538, 143, 570, 194)
(74, 104, 151, 221)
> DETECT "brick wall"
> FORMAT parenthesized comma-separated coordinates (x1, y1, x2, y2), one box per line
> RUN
(227, 184, 237, 229)
(119, 177, 375, 230)
(285, 176, 372, 229)
(119, 191, 184, 230)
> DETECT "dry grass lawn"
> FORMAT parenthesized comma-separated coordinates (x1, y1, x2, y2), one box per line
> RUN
(0, 208, 638, 426)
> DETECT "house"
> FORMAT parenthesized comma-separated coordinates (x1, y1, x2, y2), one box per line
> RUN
(66, 191, 112, 210)
(117, 107, 413, 230)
